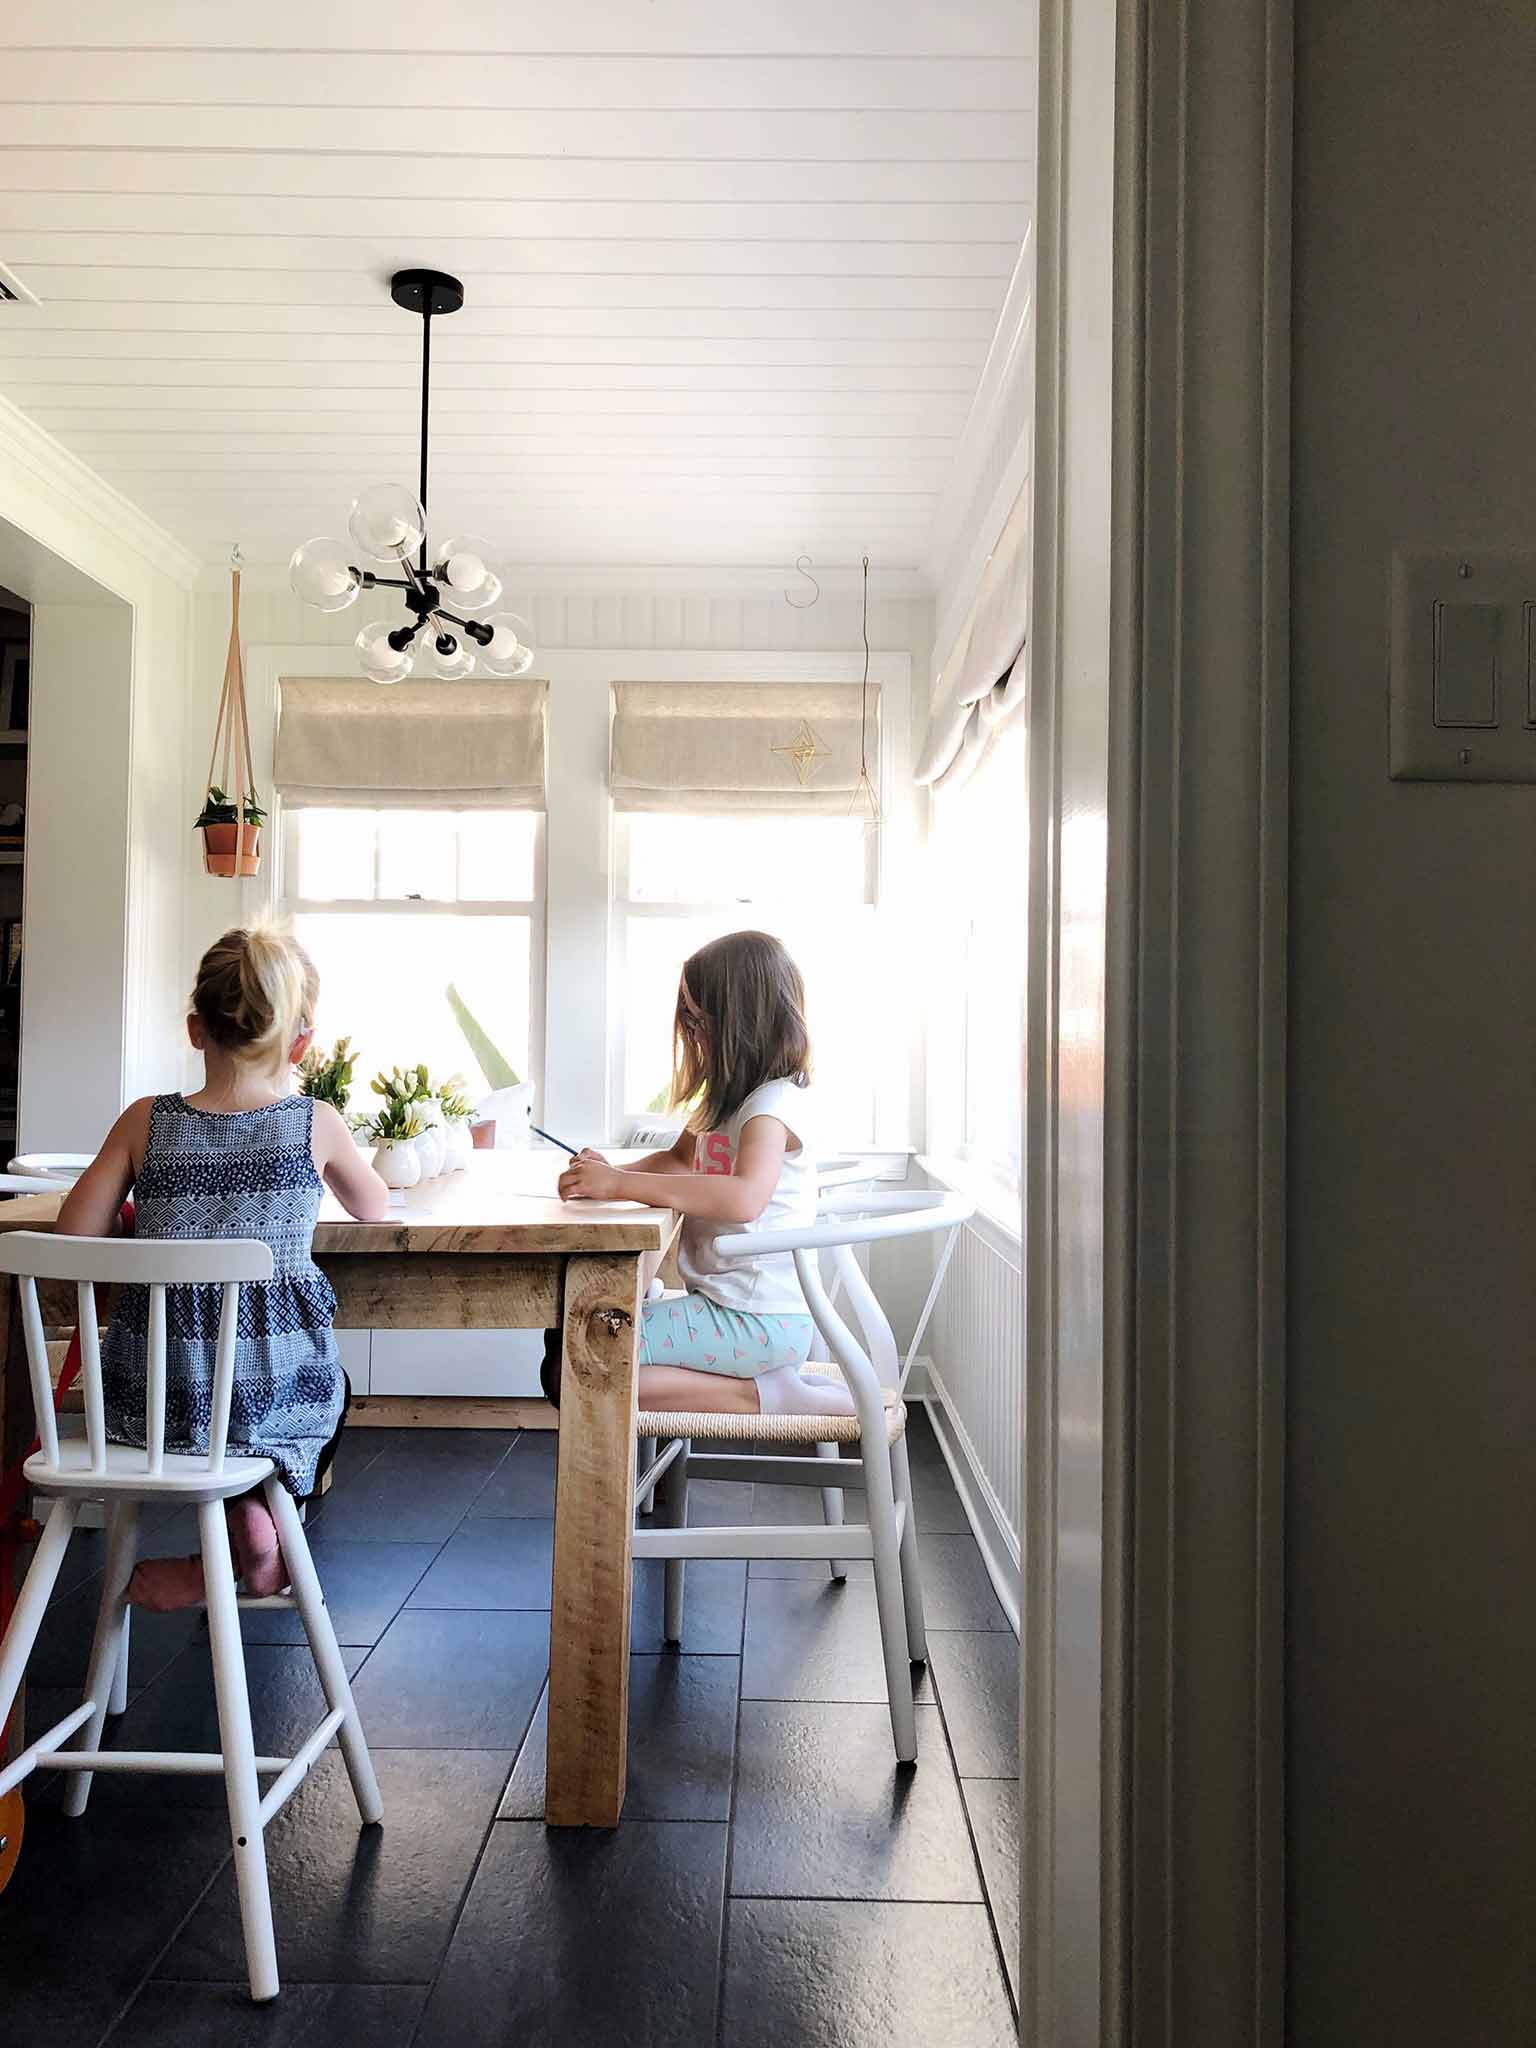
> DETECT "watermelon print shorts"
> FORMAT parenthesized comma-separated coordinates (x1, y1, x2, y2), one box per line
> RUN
(638, 1293, 816, 1376)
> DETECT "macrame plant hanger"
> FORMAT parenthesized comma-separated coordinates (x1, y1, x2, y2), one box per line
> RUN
(198, 550, 263, 878)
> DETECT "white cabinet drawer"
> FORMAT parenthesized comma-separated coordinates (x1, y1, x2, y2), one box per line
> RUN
(334, 1327, 371, 1397)
(368, 1328, 544, 1399)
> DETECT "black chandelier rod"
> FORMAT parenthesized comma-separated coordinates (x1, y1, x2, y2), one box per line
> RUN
(417, 298, 433, 579)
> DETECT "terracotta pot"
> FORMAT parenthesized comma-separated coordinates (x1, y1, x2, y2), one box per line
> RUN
(200, 820, 262, 878)
(470, 1119, 496, 1150)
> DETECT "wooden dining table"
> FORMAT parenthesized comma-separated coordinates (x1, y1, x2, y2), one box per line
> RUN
(0, 1152, 680, 1829)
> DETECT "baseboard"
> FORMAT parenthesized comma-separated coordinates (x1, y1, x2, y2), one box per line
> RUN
(348, 1396, 556, 1430)
(919, 1374, 1022, 1635)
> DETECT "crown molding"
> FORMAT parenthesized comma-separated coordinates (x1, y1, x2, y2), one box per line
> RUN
(0, 394, 200, 592)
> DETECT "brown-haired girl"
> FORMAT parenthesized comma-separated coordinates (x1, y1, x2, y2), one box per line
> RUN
(58, 919, 390, 1608)
(557, 929, 849, 1417)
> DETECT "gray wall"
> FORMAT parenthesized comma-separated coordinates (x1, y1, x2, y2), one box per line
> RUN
(1289, 4, 1536, 2042)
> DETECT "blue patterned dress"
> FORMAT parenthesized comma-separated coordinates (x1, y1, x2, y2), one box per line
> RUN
(101, 1093, 343, 1495)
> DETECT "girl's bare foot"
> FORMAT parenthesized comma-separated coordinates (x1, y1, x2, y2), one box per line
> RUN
(227, 1497, 286, 1597)
(126, 1556, 206, 1611)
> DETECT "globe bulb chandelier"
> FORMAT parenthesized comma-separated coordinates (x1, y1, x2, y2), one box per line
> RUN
(289, 269, 534, 684)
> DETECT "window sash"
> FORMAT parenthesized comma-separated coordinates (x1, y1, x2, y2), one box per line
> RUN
(608, 810, 892, 1142)
(276, 802, 548, 1106)
(279, 807, 543, 912)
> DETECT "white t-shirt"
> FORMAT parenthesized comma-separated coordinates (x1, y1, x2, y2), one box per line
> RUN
(676, 1077, 817, 1316)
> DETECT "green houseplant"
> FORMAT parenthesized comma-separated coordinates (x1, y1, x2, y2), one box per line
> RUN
(437, 1076, 475, 1171)
(373, 1064, 446, 1179)
(196, 784, 266, 878)
(199, 564, 265, 878)
(298, 1036, 355, 1113)
(358, 1093, 425, 1190)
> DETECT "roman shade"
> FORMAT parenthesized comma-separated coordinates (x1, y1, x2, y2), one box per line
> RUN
(916, 485, 1030, 793)
(274, 677, 547, 810)
(610, 680, 880, 815)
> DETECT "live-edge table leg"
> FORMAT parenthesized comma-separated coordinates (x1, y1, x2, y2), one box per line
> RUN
(545, 1250, 643, 1827)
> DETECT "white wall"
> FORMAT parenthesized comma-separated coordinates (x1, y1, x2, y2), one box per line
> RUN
(0, 397, 197, 1146)
(1289, 6, 1536, 2042)
(23, 601, 131, 1148)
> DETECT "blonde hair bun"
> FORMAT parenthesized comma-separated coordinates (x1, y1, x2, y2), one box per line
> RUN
(192, 917, 318, 1065)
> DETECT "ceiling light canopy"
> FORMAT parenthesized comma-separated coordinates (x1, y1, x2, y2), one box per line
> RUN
(288, 269, 533, 685)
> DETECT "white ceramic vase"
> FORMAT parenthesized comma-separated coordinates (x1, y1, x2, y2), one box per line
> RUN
(413, 1123, 446, 1179)
(443, 1119, 474, 1171)
(373, 1138, 421, 1189)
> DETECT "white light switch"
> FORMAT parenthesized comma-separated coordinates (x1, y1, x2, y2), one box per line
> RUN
(1390, 549, 1536, 780)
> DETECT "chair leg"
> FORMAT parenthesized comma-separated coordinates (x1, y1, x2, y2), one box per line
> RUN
(815, 1439, 851, 1583)
(63, 1501, 139, 1817)
(656, 1437, 690, 1647)
(266, 1478, 383, 1827)
(110, 1608, 132, 1717)
(199, 1498, 279, 2003)
(0, 1501, 78, 1742)
(636, 1435, 659, 1515)
(864, 1440, 917, 1764)
(889, 1434, 928, 1665)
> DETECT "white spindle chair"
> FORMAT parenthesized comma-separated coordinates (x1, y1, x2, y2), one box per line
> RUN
(0, 1231, 381, 2004)
(633, 1189, 972, 1762)
(633, 1153, 886, 1514)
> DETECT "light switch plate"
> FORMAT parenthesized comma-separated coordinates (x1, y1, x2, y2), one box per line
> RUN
(1390, 548, 1536, 781)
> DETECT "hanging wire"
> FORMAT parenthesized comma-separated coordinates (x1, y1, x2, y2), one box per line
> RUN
(784, 554, 821, 609)
(853, 553, 881, 822)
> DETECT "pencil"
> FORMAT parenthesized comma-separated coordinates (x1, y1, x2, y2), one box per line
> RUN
(531, 1124, 578, 1155)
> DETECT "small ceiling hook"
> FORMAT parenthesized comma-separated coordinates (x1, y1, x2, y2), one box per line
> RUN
(784, 554, 821, 609)
(229, 541, 244, 568)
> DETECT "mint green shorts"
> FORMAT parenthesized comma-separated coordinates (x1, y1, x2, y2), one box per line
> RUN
(639, 1293, 815, 1377)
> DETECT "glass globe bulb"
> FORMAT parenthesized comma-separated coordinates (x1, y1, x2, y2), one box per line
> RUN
(355, 618, 415, 685)
(453, 569, 502, 616)
(427, 626, 477, 681)
(476, 610, 535, 678)
(347, 483, 427, 564)
(436, 536, 495, 597)
(289, 537, 360, 613)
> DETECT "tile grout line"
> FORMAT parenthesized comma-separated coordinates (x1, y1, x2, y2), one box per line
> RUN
(401, 1450, 548, 2048)
(923, 1645, 1018, 2025)
(92, 1835, 237, 2048)
(711, 1474, 753, 2047)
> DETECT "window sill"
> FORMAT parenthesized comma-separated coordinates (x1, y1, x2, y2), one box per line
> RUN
(918, 1153, 1023, 1255)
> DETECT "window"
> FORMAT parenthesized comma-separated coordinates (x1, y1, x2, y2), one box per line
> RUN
(612, 811, 892, 1144)
(280, 807, 542, 1100)
(929, 720, 1027, 1195)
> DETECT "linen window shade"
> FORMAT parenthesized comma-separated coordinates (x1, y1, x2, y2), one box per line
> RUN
(610, 681, 880, 816)
(274, 677, 547, 810)
(916, 485, 1030, 793)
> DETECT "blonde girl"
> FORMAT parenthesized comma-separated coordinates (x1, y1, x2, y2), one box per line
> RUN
(58, 921, 389, 1609)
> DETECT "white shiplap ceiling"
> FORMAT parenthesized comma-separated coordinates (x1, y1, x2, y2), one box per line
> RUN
(0, 3, 1034, 573)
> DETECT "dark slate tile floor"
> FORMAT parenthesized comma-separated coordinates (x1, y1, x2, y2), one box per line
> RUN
(0, 1406, 1017, 2046)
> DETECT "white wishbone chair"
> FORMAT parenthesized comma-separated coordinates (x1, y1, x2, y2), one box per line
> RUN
(0, 1231, 382, 2003)
(633, 1189, 973, 1762)
(633, 1152, 887, 1512)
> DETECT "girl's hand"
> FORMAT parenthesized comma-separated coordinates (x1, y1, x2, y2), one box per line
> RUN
(558, 1149, 621, 1203)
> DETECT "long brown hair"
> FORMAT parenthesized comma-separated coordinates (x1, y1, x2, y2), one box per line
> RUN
(670, 930, 811, 1132)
